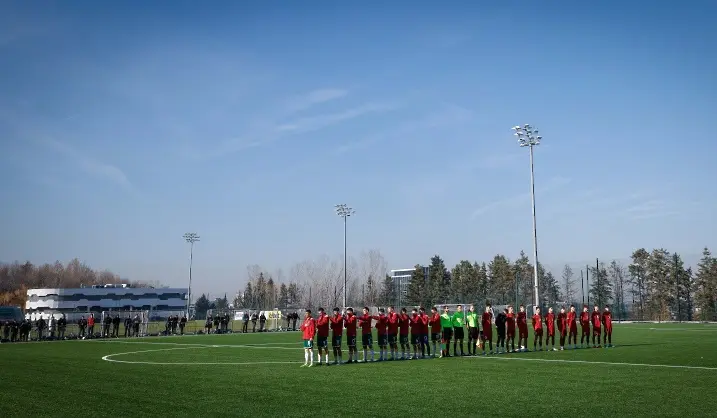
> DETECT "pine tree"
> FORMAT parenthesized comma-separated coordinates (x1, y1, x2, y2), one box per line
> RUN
(379, 274, 396, 307)
(608, 261, 627, 320)
(695, 248, 717, 321)
(279, 283, 289, 308)
(561, 264, 577, 305)
(477, 262, 489, 304)
(513, 251, 533, 306)
(589, 261, 612, 308)
(629, 248, 650, 320)
(406, 264, 427, 306)
(489, 254, 513, 305)
(672, 253, 694, 321)
(243, 282, 254, 309)
(647, 249, 672, 321)
(427, 255, 450, 306)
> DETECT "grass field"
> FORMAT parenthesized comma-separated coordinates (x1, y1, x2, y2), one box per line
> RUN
(2, 323, 716, 418)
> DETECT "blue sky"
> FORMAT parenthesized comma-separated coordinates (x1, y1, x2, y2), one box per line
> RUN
(1, 1, 716, 296)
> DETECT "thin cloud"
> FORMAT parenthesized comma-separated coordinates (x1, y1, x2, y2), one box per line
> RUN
(470, 176, 571, 219)
(284, 88, 348, 112)
(42, 138, 133, 191)
(276, 102, 399, 134)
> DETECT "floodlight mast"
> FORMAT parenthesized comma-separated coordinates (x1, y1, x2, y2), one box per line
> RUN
(183, 232, 200, 317)
(335, 204, 355, 309)
(513, 124, 542, 310)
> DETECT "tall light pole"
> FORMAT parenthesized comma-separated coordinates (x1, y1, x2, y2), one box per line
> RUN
(513, 124, 542, 310)
(335, 204, 355, 309)
(183, 232, 200, 318)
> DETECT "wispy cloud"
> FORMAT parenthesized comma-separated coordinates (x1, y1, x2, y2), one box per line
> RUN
(333, 102, 472, 154)
(284, 88, 348, 113)
(42, 138, 133, 191)
(470, 176, 571, 219)
(276, 102, 399, 134)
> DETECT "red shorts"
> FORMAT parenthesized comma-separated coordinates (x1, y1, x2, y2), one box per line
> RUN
(559, 328, 567, 337)
(581, 327, 590, 335)
(604, 326, 612, 334)
(547, 328, 555, 337)
(507, 328, 515, 338)
(592, 327, 601, 336)
(534, 328, 543, 337)
(569, 326, 578, 335)
(519, 327, 528, 338)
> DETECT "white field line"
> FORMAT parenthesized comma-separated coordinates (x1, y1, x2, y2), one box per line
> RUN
(95, 340, 303, 350)
(464, 355, 717, 371)
(102, 346, 304, 365)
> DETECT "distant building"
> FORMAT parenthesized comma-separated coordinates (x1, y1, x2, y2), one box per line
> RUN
(25, 286, 188, 319)
(390, 266, 429, 301)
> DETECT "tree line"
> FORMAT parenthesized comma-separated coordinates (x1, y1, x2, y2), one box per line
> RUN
(388, 248, 716, 321)
(0, 258, 155, 306)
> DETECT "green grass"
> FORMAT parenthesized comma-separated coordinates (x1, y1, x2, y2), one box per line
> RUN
(2, 323, 716, 417)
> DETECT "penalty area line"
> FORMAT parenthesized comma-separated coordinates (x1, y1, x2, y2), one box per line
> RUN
(465, 355, 717, 371)
(102, 347, 303, 366)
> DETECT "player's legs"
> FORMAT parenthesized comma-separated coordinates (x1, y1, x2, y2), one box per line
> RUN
(607, 329, 612, 346)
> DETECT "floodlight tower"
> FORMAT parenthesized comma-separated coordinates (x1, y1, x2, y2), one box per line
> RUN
(183, 232, 200, 317)
(513, 124, 542, 310)
(335, 204, 355, 309)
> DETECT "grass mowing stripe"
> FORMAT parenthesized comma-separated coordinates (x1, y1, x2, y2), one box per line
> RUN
(465, 354, 717, 371)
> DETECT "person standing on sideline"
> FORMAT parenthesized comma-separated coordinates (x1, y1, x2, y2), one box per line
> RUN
(591, 305, 602, 348)
(602, 305, 613, 347)
(87, 314, 96, 338)
(428, 307, 442, 358)
(398, 308, 410, 360)
(329, 308, 344, 364)
(505, 306, 516, 352)
(517, 305, 529, 351)
(386, 306, 399, 360)
(452, 305, 465, 356)
(292, 312, 299, 331)
(545, 307, 556, 351)
(58, 314, 67, 340)
(567, 305, 578, 349)
(532, 307, 544, 351)
(242, 312, 249, 333)
(481, 305, 494, 355)
(124, 316, 132, 338)
(465, 305, 479, 355)
(78, 316, 87, 338)
(179, 314, 187, 335)
(343, 308, 358, 363)
(557, 307, 568, 350)
(300, 310, 316, 367)
(315, 308, 330, 365)
(358, 307, 375, 362)
(440, 306, 453, 357)
(495, 308, 507, 354)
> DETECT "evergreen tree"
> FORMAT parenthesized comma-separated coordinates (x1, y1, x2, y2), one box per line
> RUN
(427, 255, 450, 306)
(266, 277, 276, 308)
(243, 282, 254, 308)
(672, 253, 694, 321)
(379, 274, 396, 307)
(694, 247, 717, 321)
(279, 283, 289, 308)
(608, 260, 627, 320)
(629, 248, 650, 320)
(477, 262, 489, 304)
(450, 260, 474, 302)
(589, 261, 612, 308)
(489, 254, 513, 305)
(561, 264, 577, 305)
(513, 251, 533, 306)
(647, 249, 672, 321)
(194, 293, 210, 318)
(406, 264, 427, 306)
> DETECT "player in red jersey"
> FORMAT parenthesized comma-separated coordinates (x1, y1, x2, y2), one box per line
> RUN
(545, 307, 556, 351)
(372, 308, 389, 361)
(299, 309, 316, 367)
(419, 307, 431, 358)
(315, 308, 330, 365)
(387, 306, 399, 360)
(505, 305, 516, 352)
(398, 308, 410, 360)
(481, 305, 494, 355)
(329, 308, 344, 364)
(557, 307, 567, 351)
(567, 305, 578, 349)
(517, 305, 529, 352)
(602, 305, 613, 347)
(409, 308, 422, 359)
(429, 307, 442, 358)
(532, 307, 543, 351)
(591, 305, 602, 348)
(579, 305, 590, 348)
(359, 307, 375, 362)
(343, 308, 358, 363)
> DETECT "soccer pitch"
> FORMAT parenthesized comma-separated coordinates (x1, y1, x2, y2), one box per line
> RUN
(2, 323, 716, 417)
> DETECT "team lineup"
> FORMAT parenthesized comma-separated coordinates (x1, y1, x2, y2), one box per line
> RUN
(298, 304, 614, 367)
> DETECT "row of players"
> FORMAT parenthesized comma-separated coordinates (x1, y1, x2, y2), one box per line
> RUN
(299, 304, 614, 367)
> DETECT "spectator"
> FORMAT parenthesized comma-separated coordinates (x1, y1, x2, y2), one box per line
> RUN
(36, 316, 46, 340)
(112, 315, 121, 337)
(78, 316, 87, 338)
(132, 314, 141, 336)
(48, 315, 55, 339)
(179, 314, 187, 335)
(2, 320, 9, 341)
(292, 312, 299, 331)
(87, 314, 96, 338)
(57, 314, 67, 339)
(213, 315, 220, 333)
(124, 316, 132, 337)
(259, 312, 267, 332)
(251, 312, 258, 332)
(285, 313, 291, 330)
(242, 312, 249, 333)
(103, 315, 112, 337)
(11, 320, 19, 342)
(205, 316, 213, 334)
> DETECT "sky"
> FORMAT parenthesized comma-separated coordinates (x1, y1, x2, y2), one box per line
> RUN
(1, 1, 716, 296)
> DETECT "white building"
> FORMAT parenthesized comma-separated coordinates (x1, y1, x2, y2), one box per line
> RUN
(25, 285, 188, 319)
